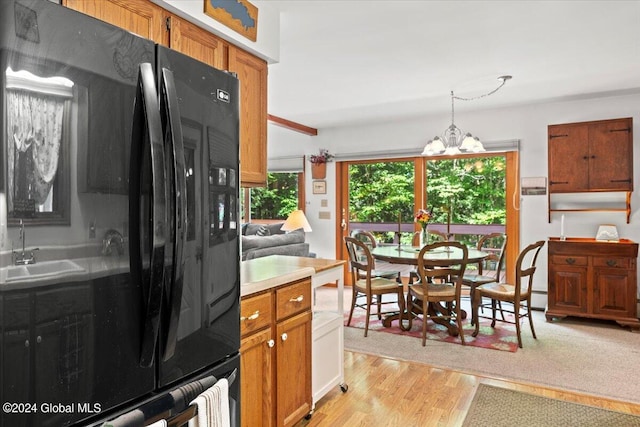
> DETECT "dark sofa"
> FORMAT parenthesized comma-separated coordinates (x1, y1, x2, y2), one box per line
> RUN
(241, 222, 310, 260)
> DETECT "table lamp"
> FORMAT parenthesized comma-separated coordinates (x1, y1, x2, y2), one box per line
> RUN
(595, 224, 619, 241)
(281, 209, 312, 232)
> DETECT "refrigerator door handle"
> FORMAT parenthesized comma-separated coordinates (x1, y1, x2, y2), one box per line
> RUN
(130, 62, 167, 368)
(159, 68, 188, 361)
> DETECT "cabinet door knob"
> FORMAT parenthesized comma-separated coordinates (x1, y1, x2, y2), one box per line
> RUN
(267, 339, 275, 348)
(281, 333, 288, 342)
(36, 336, 42, 344)
(566, 258, 576, 265)
(606, 259, 617, 267)
(289, 295, 304, 303)
(240, 310, 260, 321)
(24, 340, 29, 348)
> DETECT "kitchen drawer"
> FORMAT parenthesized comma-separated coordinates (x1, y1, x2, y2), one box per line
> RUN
(276, 279, 311, 321)
(550, 255, 588, 266)
(241, 291, 272, 337)
(593, 257, 631, 269)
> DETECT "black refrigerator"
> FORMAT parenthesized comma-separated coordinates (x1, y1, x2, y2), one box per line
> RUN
(0, 1, 240, 426)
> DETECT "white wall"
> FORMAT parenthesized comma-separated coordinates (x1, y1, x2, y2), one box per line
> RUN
(269, 92, 640, 307)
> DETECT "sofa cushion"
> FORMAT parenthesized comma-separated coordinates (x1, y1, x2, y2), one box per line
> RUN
(265, 223, 284, 235)
(241, 230, 305, 251)
(255, 225, 271, 236)
(244, 242, 310, 260)
(243, 222, 285, 236)
(243, 223, 264, 235)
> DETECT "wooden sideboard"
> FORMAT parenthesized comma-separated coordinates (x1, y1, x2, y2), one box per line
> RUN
(546, 237, 640, 329)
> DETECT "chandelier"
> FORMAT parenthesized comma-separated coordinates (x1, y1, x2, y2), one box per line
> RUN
(422, 75, 512, 156)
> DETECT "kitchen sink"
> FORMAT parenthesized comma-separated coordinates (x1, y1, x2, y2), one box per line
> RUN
(4, 260, 85, 282)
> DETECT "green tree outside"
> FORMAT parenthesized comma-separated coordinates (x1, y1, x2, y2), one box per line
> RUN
(250, 172, 298, 220)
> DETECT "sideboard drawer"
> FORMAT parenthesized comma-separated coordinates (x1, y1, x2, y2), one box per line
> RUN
(593, 257, 630, 269)
(550, 255, 588, 266)
(241, 291, 272, 337)
(276, 279, 311, 321)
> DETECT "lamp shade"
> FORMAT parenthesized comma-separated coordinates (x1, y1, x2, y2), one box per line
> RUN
(281, 210, 312, 232)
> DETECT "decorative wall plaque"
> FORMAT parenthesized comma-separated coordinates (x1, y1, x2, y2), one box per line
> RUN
(204, 0, 258, 42)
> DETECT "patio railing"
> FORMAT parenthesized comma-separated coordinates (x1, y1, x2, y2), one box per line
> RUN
(349, 222, 505, 247)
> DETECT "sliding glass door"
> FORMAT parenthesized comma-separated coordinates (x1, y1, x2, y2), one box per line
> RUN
(337, 152, 519, 283)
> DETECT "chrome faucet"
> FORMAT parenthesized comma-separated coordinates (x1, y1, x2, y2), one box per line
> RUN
(102, 229, 125, 256)
(13, 219, 39, 265)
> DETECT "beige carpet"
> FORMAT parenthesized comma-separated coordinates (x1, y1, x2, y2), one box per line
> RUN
(314, 286, 640, 404)
(462, 384, 640, 426)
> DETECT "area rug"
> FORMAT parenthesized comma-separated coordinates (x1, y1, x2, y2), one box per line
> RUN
(323, 287, 640, 404)
(345, 309, 519, 352)
(462, 384, 640, 426)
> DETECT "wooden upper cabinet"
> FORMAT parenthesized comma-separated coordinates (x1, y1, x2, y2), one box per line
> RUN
(228, 46, 268, 187)
(65, 0, 270, 188)
(588, 119, 633, 191)
(548, 118, 633, 193)
(168, 15, 227, 71)
(63, 0, 167, 45)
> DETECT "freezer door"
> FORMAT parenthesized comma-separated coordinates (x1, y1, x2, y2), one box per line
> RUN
(96, 352, 241, 427)
(0, 2, 157, 426)
(156, 46, 240, 388)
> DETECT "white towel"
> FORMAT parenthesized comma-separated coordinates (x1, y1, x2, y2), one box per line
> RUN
(188, 378, 230, 427)
(148, 420, 167, 427)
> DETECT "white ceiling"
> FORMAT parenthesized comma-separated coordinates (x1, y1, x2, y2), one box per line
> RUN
(266, 0, 640, 130)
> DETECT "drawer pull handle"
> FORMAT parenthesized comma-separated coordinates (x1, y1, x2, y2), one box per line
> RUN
(241, 310, 260, 321)
(565, 258, 576, 265)
(606, 259, 617, 267)
(267, 339, 275, 348)
(281, 333, 288, 342)
(289, 295, 304, 303)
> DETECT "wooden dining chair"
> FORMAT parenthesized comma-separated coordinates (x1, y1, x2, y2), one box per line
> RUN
(351, 230, 401, 282)
(471, 240, 545, 348)
(406, 241, 468, 346)
(344, 236, 405, 337)
(408, 229, 449, 284)
(463, 233, 507, 325)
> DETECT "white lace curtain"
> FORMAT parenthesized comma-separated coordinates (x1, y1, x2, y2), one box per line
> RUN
(7, 89, 64, 211)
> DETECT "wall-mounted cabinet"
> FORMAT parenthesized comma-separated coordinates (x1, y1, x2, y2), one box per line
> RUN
(64, 0, 268, 187)
(547, 117, 633, 222)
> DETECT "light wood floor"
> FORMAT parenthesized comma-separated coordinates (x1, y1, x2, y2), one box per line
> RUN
(295, 350, 640, 427)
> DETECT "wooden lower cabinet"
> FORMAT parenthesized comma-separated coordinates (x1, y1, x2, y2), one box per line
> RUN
(240, 278, 312, 427)
(546, 237, 640, 329)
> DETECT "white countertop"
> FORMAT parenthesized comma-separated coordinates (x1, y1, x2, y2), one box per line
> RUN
(240, 257, 314, 297)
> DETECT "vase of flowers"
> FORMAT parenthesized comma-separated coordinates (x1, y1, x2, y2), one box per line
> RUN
(414, 208, 432, 247)
(309, 149, 334, 179)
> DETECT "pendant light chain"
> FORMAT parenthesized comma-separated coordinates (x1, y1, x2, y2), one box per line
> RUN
(452, 75, 512, 101)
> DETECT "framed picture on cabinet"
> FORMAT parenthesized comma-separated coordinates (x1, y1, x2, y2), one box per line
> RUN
(313, 180, 326, 194)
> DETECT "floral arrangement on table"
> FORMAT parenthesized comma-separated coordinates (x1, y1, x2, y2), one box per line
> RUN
(414, 208, 433, 245)
(414, 208, 432, 227)
(309, 148, 334, 164)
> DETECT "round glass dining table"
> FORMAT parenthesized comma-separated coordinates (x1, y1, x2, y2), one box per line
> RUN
(370, 244, 489, 334)
(371, 244, 488, 266)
